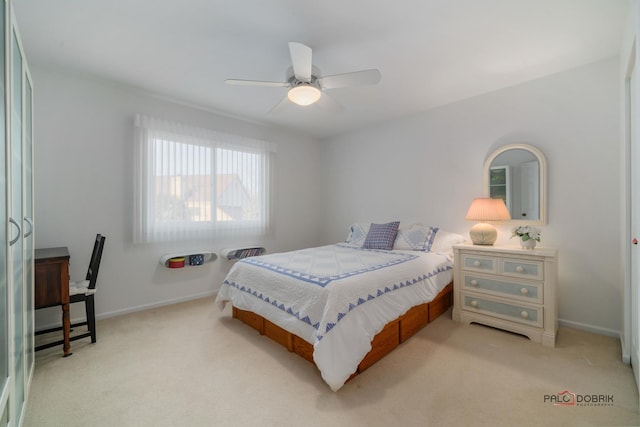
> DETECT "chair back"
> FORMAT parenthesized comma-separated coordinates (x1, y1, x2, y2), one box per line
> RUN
(86, 234, 106, 290)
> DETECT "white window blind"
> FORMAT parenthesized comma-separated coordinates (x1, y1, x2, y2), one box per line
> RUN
(133, 114, 275, 243)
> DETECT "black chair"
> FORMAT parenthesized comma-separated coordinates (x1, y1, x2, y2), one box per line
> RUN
(68, 234, 106, 343)
(36, 234, 106, 351)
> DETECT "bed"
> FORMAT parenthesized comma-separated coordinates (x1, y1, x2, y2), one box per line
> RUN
(215, 223, 464, 391)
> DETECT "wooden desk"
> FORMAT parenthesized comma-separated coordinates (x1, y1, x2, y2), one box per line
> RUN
(35, 247, 71, 356)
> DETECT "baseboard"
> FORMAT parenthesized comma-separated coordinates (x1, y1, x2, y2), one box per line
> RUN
(96, 291, 217, 321)
(35, 291, 217, 332)
(620, 335, 631, 365)
(558, 318, 620, 338)
(633, 347, 640, 392)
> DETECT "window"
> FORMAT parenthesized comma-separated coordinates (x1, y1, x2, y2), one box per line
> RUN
(133, 114, 275, 243)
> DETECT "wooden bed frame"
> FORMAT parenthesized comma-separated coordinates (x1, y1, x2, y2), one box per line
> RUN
(231, 282, 453, 380)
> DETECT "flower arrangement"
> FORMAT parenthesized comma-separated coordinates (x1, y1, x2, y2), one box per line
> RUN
(511, 225, 541, 242)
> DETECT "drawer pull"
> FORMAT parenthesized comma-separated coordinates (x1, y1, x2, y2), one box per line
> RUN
(473, 260, 481, 267)
(516, 265, 524, 273)
(520, 288, 529, 295)
(470, 279, 478, 286)
(470, 300, 478, 308)
(520, 311, 529, 319)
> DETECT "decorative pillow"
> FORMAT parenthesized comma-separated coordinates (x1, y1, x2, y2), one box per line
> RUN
(362, 221, 401, 250)
(394, 224, 440, 251)
(423, 226, 439, 251)
(345, 223, 370, 246)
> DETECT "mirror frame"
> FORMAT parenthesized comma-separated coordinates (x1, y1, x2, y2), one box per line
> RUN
(482, 143, 547, 225)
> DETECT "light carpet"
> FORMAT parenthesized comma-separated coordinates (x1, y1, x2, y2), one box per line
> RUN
(25, 297, 639, 427)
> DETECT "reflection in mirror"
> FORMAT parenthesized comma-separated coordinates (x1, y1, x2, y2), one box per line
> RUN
(483, 144, 547, 225)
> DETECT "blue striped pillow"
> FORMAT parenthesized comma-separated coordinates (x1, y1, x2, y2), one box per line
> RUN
(362, 221, 400, 250)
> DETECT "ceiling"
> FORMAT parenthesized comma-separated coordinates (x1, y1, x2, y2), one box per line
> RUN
(13, 0, 628, 140)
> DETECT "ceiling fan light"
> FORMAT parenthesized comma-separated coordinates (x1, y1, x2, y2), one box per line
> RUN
(288, 84, 321, 106)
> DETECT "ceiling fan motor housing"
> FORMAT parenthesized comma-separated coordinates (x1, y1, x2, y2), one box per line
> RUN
(287, 76, 322, 106)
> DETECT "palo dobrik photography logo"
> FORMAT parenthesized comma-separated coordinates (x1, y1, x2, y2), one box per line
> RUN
(544, 390, 614, 407)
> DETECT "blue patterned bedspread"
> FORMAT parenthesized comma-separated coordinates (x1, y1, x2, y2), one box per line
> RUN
(215, 244, 452, 391)
(240, 243, 418, 287)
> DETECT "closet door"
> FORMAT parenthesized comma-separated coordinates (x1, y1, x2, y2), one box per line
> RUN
(629, 50, 639, 391)
(9, 18, 24, 424)
(1, 2, 32, 424)
(23, 64, 32, 379)
(0, 0, 8, 423)
(8, 6, 33, 422)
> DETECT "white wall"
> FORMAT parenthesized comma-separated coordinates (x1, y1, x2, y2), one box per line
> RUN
(32, 67, 322, 324)
(33, 58, 623, 336)
(320, 58, 621, 335)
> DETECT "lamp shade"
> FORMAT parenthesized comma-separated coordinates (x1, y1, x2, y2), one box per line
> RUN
(465, 198, 510, 245)
(465, 198, 511, 221)
(288, 84, 321, 106)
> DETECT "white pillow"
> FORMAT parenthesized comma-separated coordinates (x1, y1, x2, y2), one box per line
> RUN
(430, 230, 466, 255)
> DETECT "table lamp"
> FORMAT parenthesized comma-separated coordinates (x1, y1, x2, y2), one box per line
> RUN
(464, 198, 511, 245)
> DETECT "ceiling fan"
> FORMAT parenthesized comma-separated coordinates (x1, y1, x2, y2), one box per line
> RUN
(225, 42, 381, 111)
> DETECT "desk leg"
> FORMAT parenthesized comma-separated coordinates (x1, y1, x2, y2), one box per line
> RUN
(62, 303, 72, 357)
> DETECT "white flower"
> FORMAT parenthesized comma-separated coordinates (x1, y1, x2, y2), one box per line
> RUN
(511, 225, 541, 242)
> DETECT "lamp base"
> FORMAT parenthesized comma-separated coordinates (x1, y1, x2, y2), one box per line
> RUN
(469, 223, 497, 245)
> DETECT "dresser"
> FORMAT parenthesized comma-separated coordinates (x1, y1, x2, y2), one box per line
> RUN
(452, 243, 558, 347)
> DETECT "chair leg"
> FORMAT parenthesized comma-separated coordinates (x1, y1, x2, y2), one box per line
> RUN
(85, 296, 97, 343)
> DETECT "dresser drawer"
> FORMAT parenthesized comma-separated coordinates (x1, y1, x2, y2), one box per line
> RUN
(461, 254, 497, 274)
(501, 258, 544, 281)
(462, 293, 543, 327)
(462, 274, 543, 303)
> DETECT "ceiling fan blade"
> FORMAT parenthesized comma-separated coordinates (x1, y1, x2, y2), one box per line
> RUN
(288, 42, 312, 82)
(225, 79, 289, 88)
(317, 69, 381, 90)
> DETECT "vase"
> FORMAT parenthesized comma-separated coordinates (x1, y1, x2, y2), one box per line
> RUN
(520, 237, 537, 250)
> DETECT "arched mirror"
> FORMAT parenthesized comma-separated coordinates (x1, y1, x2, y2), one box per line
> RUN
(483, 143, 547, 225)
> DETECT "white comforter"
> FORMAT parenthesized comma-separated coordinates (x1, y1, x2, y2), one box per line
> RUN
(215, 243, 452, 391)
